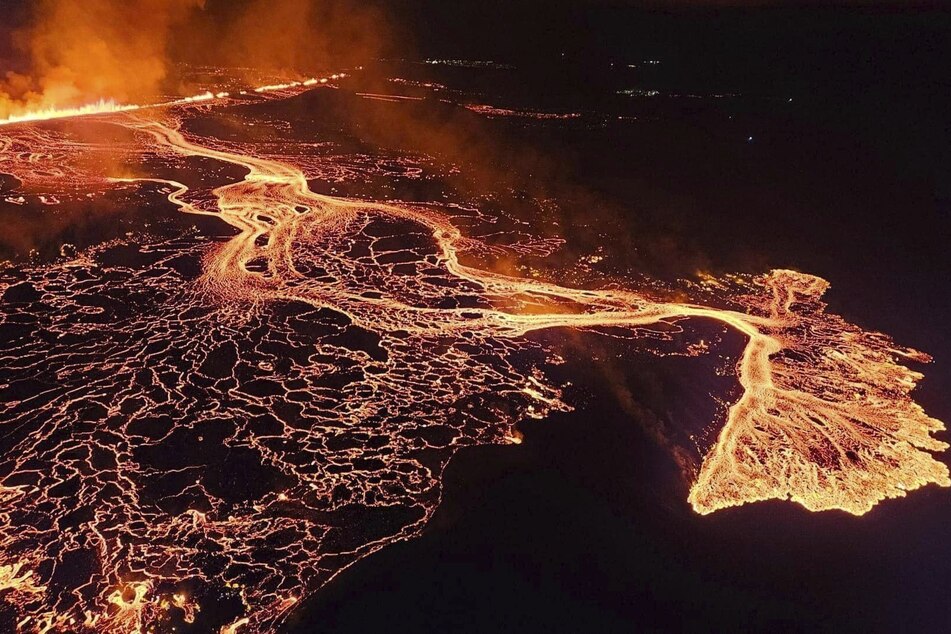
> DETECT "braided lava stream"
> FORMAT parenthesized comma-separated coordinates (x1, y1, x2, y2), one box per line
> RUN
(0, 96, 947, 633)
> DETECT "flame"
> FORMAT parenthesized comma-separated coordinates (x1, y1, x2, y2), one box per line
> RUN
(0, 73, 348, 127)
(0, 99, 141, 126)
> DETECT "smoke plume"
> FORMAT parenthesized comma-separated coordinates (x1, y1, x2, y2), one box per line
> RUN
(0, 0, 204, 118)
(0, 0, 391, 120)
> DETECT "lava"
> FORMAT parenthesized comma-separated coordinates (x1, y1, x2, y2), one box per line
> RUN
(0, 81, 947, 633)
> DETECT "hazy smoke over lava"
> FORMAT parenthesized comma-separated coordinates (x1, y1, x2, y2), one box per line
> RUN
(0, 0, 389, 119)
(184, 0, 389, 74)
(0, 0, 203, 118)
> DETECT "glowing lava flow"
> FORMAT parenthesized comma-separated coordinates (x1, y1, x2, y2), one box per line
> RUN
(121, 115, 950, 514)
(0, 90, 946, 633)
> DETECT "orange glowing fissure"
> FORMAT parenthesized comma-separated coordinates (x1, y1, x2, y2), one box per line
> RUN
(0, 76, 946, 633)
(0, 73, 347, 126)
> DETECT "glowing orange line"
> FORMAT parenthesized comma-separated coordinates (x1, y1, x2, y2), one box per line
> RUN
(0, 73, 347, 127)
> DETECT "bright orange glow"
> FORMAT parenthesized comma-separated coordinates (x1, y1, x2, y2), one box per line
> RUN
(0, 74, 347, 127)
(0, 99, 142, 126)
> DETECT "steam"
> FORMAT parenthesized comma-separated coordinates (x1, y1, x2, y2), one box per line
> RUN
(0, 0, 390, 120)
(0, 0, 204, 119)
(188, 0, 389, 73)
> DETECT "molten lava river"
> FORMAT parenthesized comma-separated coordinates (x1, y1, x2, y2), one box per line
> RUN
(0, 76, 946, 633)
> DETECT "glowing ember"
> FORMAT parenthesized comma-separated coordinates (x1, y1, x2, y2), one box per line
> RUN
(0, 79, 946, 633)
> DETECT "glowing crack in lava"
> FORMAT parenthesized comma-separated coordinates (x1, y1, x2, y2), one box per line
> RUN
(0, 82, 947, 632)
